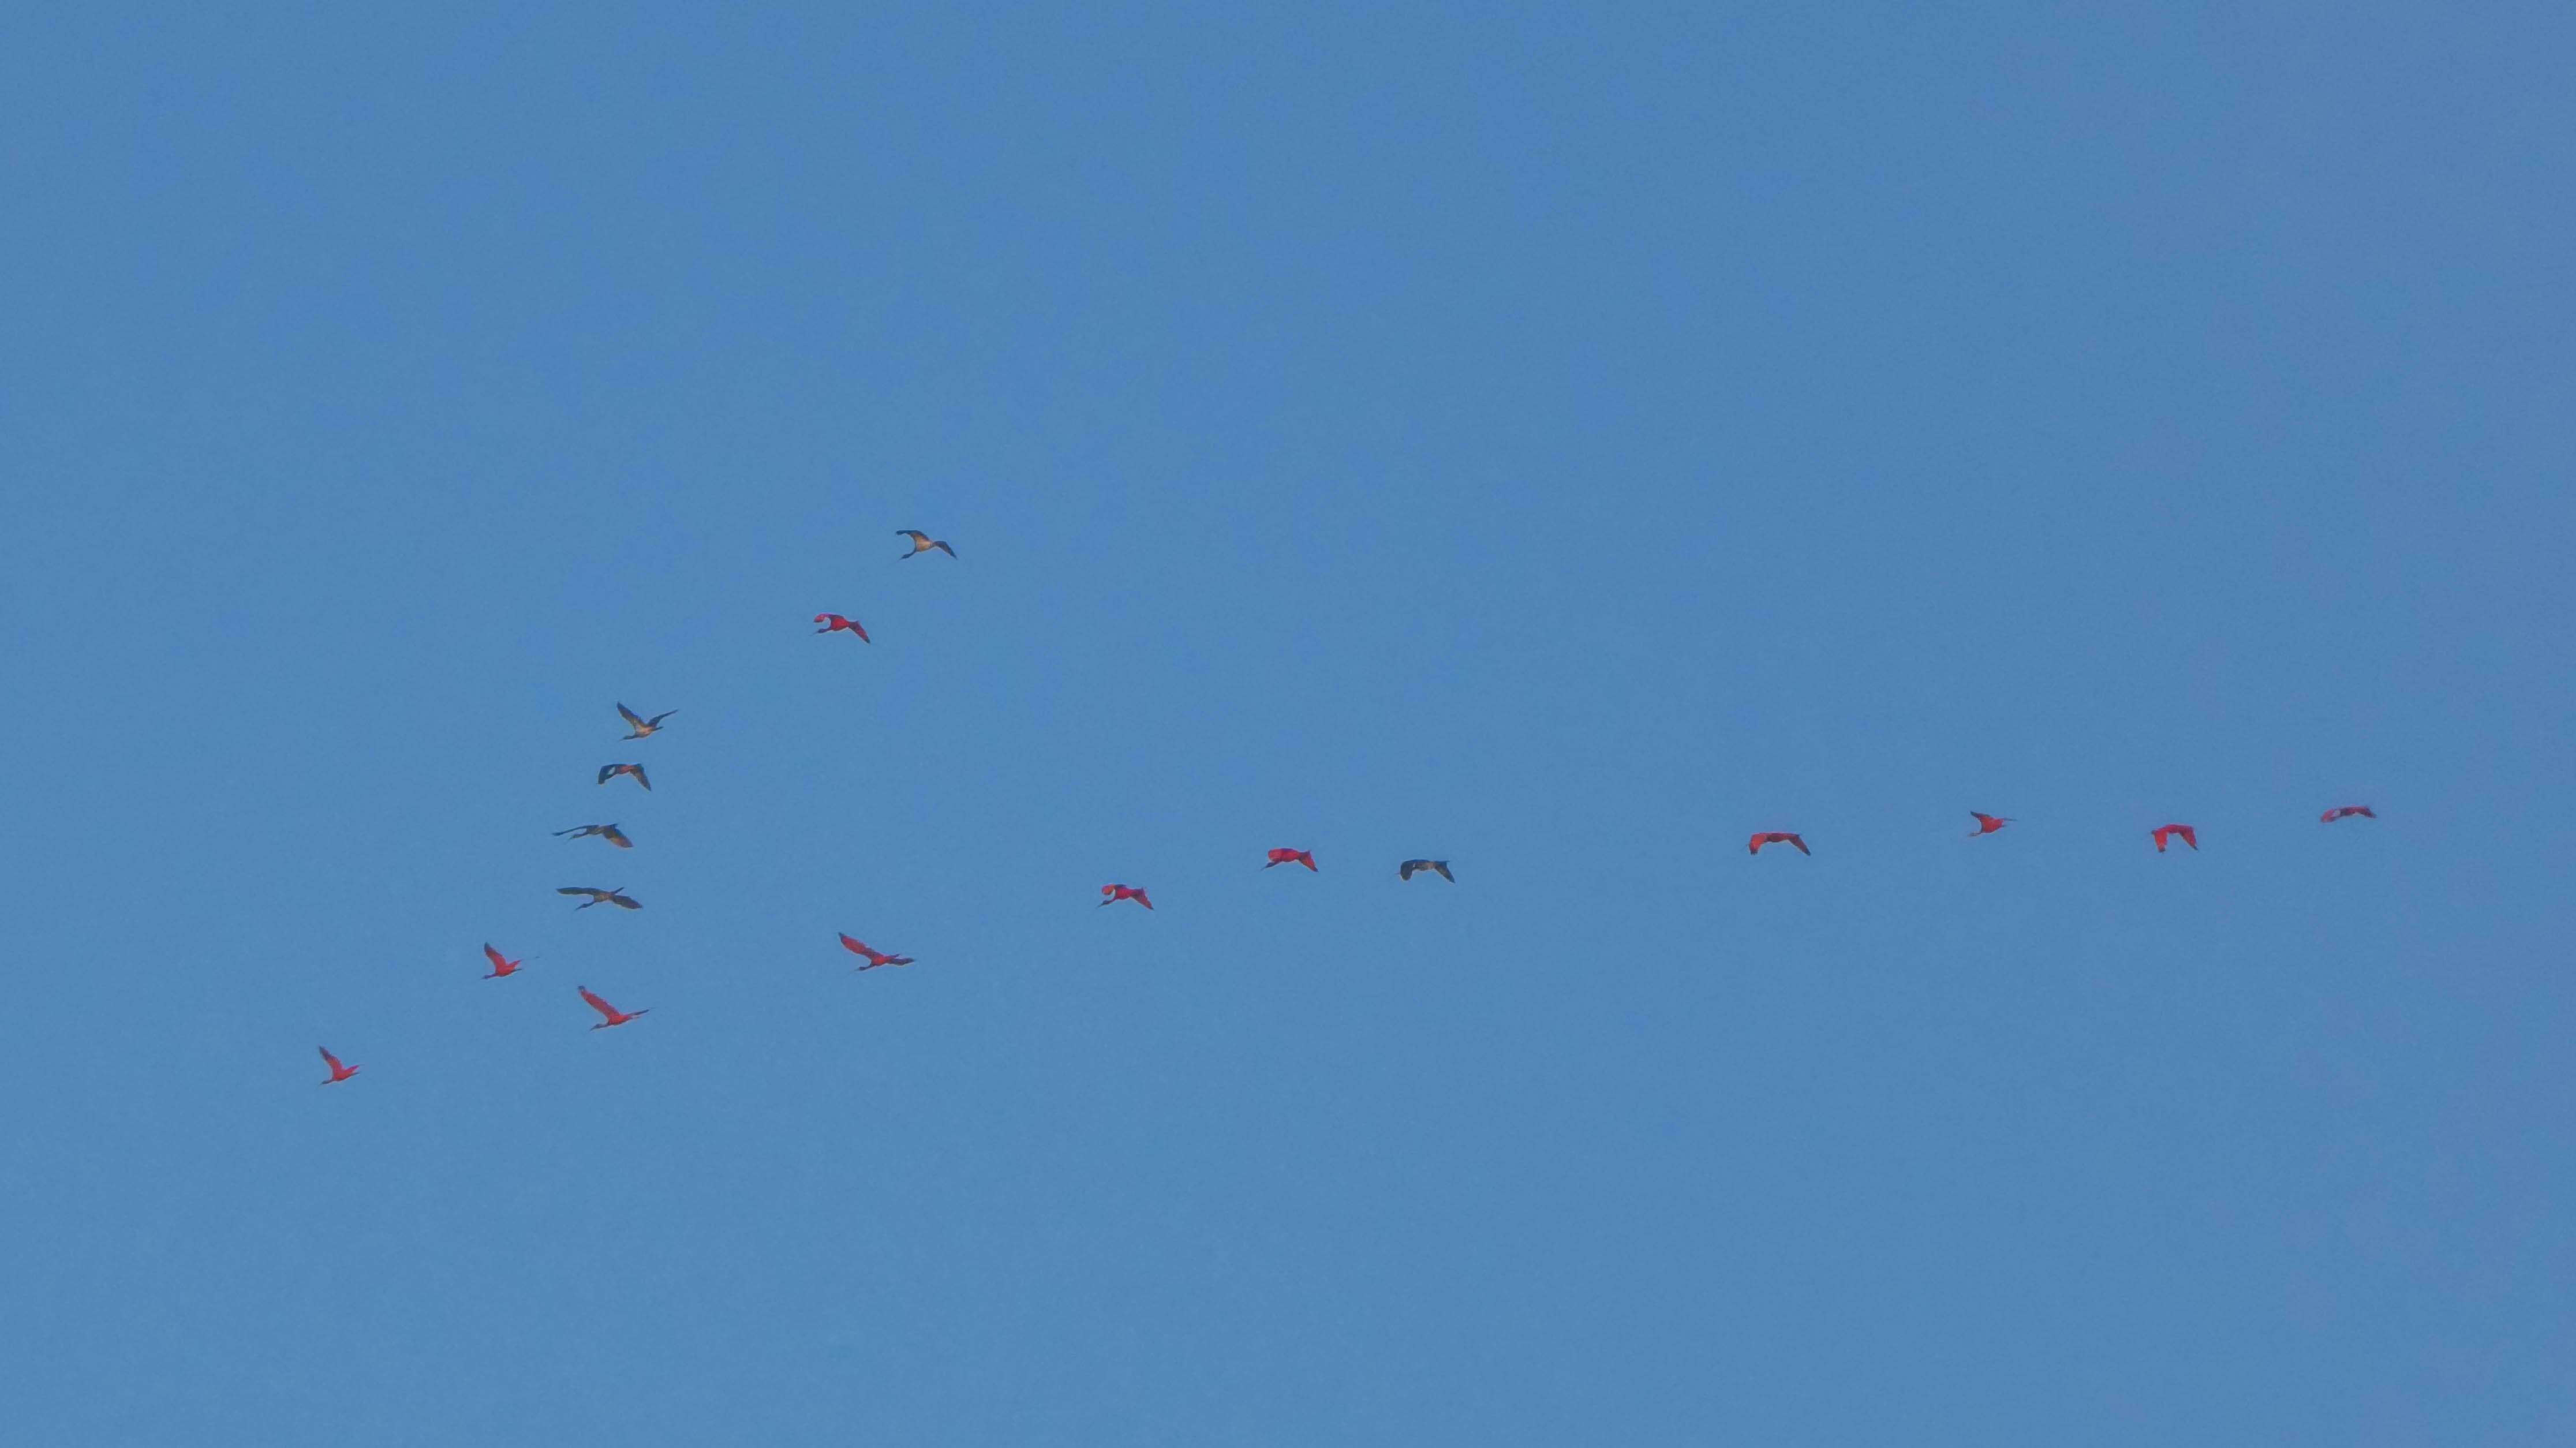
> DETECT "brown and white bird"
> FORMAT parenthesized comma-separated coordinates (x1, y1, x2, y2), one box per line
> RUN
(554, 823, 633, 849)
(597, 763, 650, 791)
(558, 885, 641, 911)
(896, 529, 956, 559)
(616, 703, 676, 739)
(1399, 859, 1453, 882)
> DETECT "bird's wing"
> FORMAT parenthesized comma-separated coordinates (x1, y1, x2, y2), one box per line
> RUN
(1433, 862, 1453, 880)
(610, 893, 641, 909)
(484, 944, 506, 967)
(318, 1047, 341, 1069)
(631, 766, 650, 790)
(616, 703, 644, 728)
(839, 934, 869, 955)
(579, 987, 615, 1018)
(558, 886, 595, 897)
(934, 541, 955, 557)
(596, 765, 616, 784)
(1792, 836, 1810, 854)
(603, 827, 631, 848)
(899, 530, 926, 543)
(648, 710, 676, 725)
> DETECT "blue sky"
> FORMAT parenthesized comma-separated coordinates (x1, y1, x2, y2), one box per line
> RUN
(3, 2, 2573, 1442)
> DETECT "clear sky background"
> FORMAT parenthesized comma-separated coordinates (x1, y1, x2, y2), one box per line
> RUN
(3, 3, 2572, 1443)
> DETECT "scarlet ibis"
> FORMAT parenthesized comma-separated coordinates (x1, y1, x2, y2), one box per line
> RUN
(1399, 859, 1453, 882)
(897, 529, 956, 559)
(559, 886, 641, 911)
(1264, 848, 1317, 871)
(1100, 884, 1153, 910)
(482, 943, 525, 979)
(814, 613, 872, 642)
(839, 934, 916, 970)
(317, 1047, 360, 1084)
(617, 703, 676, 739)
(596, 763, 650, 791)
(2321, 805, 2377, 824)
(554, 823, 633, 849)
(1749, 832, 1809, 856)
(1968, 812, 2013, 836)
(2152, 824, 2198, 852)
(579, 986, 648, 1029)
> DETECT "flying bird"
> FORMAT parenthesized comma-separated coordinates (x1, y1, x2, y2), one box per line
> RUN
(814, 613, 872, 642)
(481, 943, 524, 979)
(597, 763, 650, 791)
(2152, 824, 2199, 852)
(839, 934, 917, 970)
(317, 1047, 360, 1085)
(554, 823, 633, 849)
(1399, 859, 1453, 882)
(616, 703, 676, 739)
(578, 986, 648, 1030)
(1968, 812, 2014, 836)
(1264, 848, 1317, 871)
(559, 885, 641, 911)
(896, 529, 956, 559)
(1749, 832, 1810, 856)
(2321, 805, 2377, 824)
(1099, 884, 1153, 910)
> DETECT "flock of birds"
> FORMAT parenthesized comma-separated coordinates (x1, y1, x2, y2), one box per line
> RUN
(308, 527, 2384, 1086)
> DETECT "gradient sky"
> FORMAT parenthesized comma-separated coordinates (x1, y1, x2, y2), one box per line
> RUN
(4, 3, 2573, 1443)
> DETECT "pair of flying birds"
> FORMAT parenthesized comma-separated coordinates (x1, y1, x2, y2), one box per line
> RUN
(812, 532, 958, 642)
(317, 982, 646, 1080)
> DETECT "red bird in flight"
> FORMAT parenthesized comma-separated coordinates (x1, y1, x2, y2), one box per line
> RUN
(2321, 805, 2377, 824)
(317, 1047, 360, 1084)
(1748, 832, 1809, 856)
(1100, 884, 1153, 910)
(2152, 824, 2199, 852)
(814, 613, 871, 642)
(482, 943, 524, 979)
(597, 763, 650, 791)
(1263, 848, 1317, 871)
(578, 986, 648, 1029)
(839, 934, 917, 970)
(1968, 812, 2013, 836)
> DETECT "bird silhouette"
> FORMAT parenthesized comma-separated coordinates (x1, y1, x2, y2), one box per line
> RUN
(1100, 884, 1153, 910)
(839, 934, 917, 970)
(554, 823, 633, 849)
(1399, 859, 1453, 882)
(578, 986, 648, 1029)
(814, 613, 872, 642)
(596, 763, 650, 791)
(1263, 848, 1317, 871)
(2152, 824, 2198, 852)
(896, 529, 956, 559)
(1749, 832, 1809, 856)
(616, 703, 676, 739)
(1968, 812, 2013, 836)
(481, 943, 525, 979)
(2321, 805, 2377, 824)
(317, 1047, 360, 1084)
(558, 886, 641, 911)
